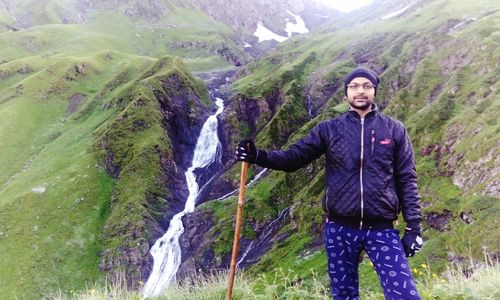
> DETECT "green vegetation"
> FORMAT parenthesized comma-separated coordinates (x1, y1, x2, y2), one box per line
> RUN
(0, 48, 164, 297)
(54, 256, 500, 299)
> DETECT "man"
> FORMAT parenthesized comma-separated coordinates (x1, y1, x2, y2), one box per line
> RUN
(236, 67, 423, 299)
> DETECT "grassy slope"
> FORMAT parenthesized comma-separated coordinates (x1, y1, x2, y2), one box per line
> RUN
(0, 50, 160, 298)
(0, 48, 212, 298)
(0, 9, 245, 71)
(201, 0, 499, 295)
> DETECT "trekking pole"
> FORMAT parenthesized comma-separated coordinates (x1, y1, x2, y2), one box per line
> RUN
(226, 161, 249, 300)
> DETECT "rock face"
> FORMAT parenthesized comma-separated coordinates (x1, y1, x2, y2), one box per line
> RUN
(177, 209, 217, 279)
(78, 0, 169, 21)
(177, 206, 293, 277)
(181, 0, 336, 42)
(424, 210, 454, 231)
(450, 148, 500, 198)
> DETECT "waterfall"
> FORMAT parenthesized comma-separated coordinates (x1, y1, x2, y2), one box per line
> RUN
(306, 94, 313, 118)
(237, 206, 290, 266)
(216, 168, 268, 201)
(142, 98, 224, 298)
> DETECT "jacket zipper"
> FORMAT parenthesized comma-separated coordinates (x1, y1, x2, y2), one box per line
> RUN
(370, 129, 375, 156)
(359, 118, 365, 230)
(325, 187, 330, 221)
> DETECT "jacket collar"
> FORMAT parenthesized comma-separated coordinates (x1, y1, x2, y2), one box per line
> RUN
(347, 103, 379, 120)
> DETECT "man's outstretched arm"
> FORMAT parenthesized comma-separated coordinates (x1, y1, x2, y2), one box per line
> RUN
(236, 122, 328, 172)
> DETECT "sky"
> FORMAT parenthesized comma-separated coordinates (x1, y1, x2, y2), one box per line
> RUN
(319, 0, 375, 12)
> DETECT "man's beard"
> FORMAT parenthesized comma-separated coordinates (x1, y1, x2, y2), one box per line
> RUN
(349, 98, 372, 111)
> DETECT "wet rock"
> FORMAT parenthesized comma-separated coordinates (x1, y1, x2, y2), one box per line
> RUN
(424, 210, 453, 231)
(459, 211, 473, 224)
(177, 209, 216, 279)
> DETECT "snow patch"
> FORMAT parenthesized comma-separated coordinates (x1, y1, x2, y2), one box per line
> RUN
(381, 5, 411, 20)
(285, 10, 309, 37)
(448, 19, 475, 34)
(243, 41, 252, 48)
(312, 13, 330, 19)
(1, 2, 18, 24)
(32, 186, 46, 194)
(254, 22, 288, 43)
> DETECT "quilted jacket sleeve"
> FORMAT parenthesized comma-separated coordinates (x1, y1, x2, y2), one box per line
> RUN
(393, 122, 422, 231)
(254, 122, 328, 172)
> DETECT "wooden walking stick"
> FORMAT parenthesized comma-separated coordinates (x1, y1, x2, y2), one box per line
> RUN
(226, 161, 249, 300)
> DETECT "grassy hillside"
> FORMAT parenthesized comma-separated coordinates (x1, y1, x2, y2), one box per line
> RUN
(0, 8, 247, 71)
(0, 49, 214, 298)
(0, 50, 159, 298)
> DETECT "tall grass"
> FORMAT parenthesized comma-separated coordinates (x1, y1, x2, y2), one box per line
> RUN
(429, 255, 500, 299)
(54, 257, 499, 300)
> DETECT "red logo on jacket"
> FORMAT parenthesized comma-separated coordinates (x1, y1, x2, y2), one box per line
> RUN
(380, 138, 392, 145)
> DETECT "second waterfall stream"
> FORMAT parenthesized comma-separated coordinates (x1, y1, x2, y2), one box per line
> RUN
(142, 97, 224, 297)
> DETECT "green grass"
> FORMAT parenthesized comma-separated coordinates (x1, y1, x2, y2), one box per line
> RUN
(0, 50, 166, 298)
(0, 51, 152, 186)
(0, 104, 116, 298)
(0, 8, 249, 66)
(52, 256, 500, 299)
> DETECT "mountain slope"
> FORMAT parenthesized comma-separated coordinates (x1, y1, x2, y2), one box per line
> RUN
(0, 50, 152, 297)
(180, 0, 500, 292)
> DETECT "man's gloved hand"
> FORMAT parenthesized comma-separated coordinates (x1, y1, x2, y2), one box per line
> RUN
(402, 227, 423, 257)
(236, 139, 257, 163)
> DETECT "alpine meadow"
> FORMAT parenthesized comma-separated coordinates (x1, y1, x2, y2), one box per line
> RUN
(0, 0, 498, 299)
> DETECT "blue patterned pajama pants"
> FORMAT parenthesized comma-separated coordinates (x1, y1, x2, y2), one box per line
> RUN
(324, 221, 420, 300)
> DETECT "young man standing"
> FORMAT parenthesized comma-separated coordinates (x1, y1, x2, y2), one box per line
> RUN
(236, 67, 423, 299)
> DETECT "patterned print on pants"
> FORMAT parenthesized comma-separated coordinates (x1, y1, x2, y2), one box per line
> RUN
(324, 221, 420, 300)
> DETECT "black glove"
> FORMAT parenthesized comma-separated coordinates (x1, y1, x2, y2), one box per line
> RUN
(402, 227, 423, 257)
(236, 139, 257, 163)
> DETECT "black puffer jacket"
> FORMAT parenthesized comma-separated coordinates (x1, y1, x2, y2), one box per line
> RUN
(255, 106, 421, 230)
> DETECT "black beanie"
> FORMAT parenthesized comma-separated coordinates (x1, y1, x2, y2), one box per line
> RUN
(344, 67, 380, 96)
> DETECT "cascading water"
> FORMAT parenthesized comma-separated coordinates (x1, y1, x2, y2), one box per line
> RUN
(237, 206, 290, 266)
(216, 168, 268, 201)
(142, 98, 224, 298)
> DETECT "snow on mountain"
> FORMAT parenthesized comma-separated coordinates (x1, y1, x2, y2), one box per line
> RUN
(285, 10, 309, 37)
(254, 10, 309, 43)
(254, 21, 289, 42)
(381, 4, 411, 20)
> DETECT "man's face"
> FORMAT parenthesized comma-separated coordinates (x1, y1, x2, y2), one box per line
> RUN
(346, 77, 375, 111)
